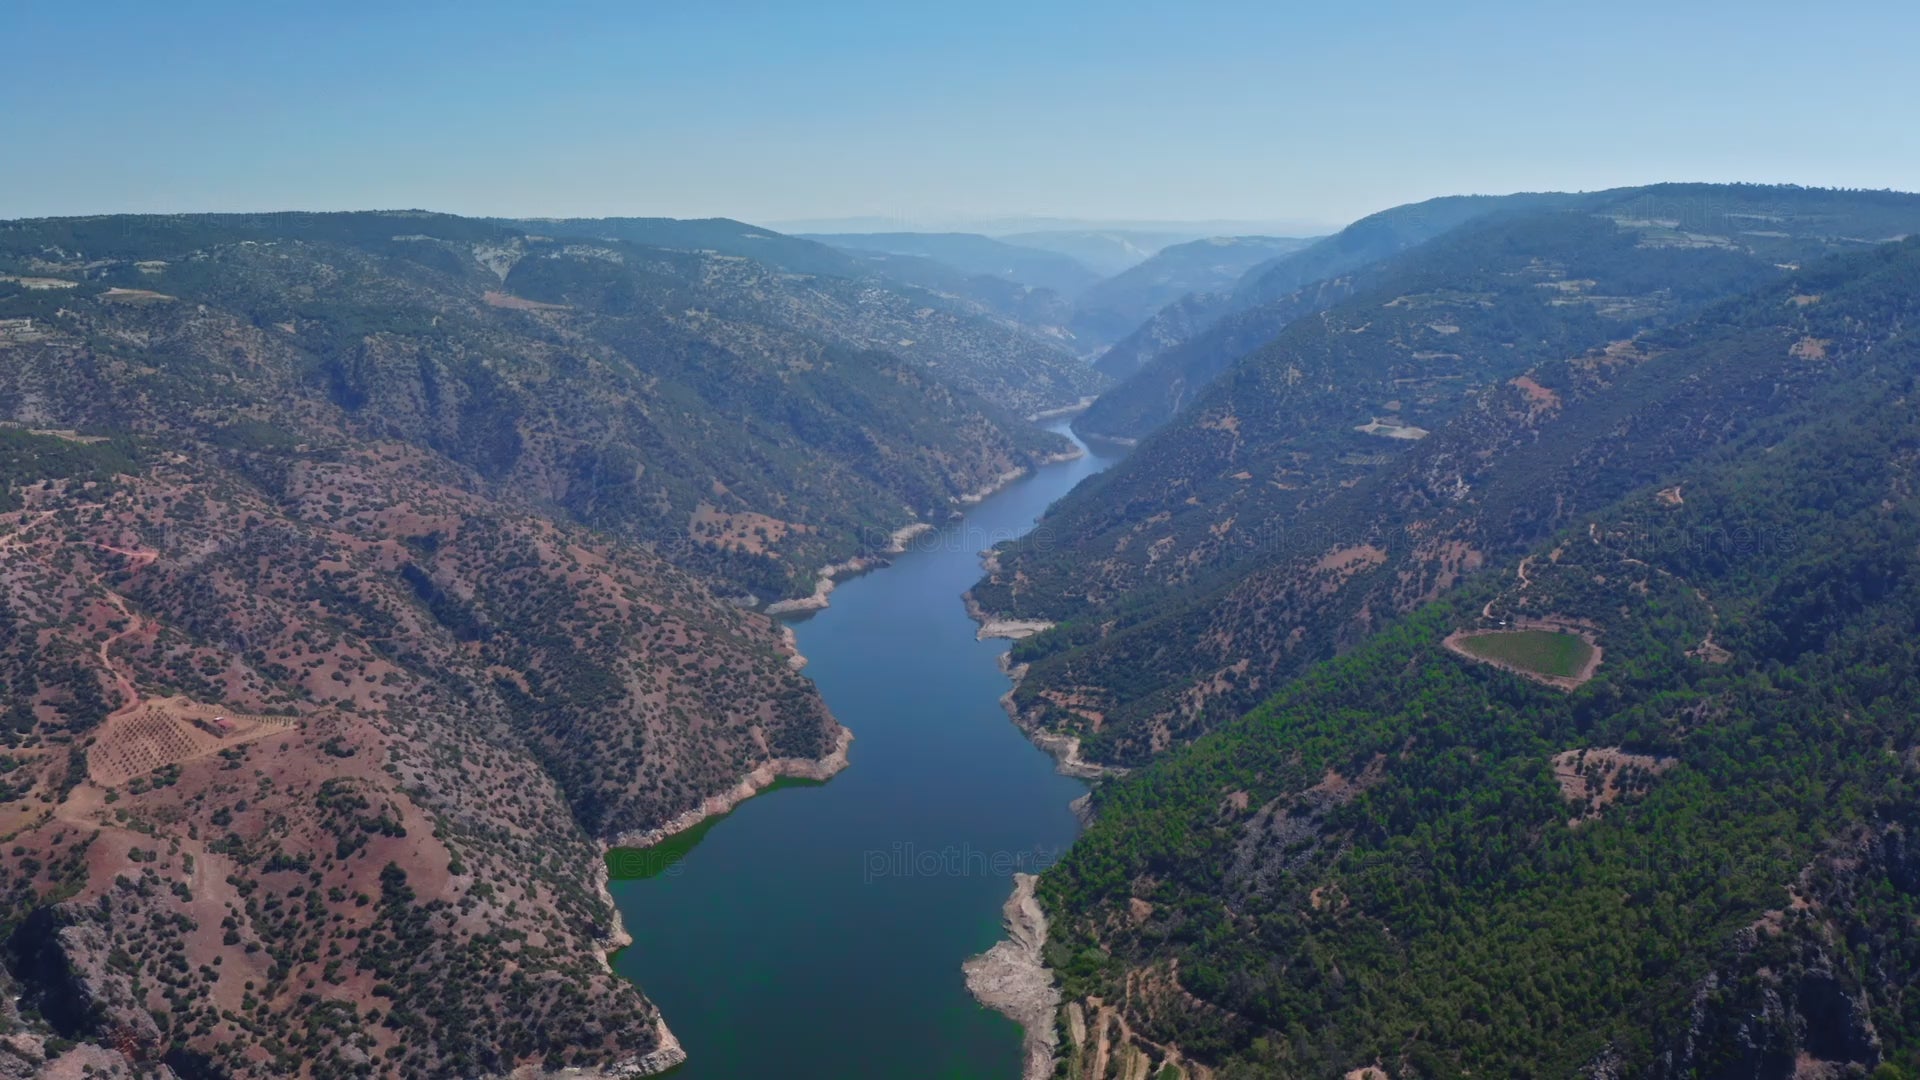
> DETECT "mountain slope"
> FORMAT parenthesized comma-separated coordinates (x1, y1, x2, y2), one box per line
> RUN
(975, 187, 1920, 768)
(1068, 235, 1314, 351)
(1036, 237, 1920, 1077)
(1088, 184, 1920, 437)
(809, 245, 1078, 343)
(0, 212, 1090, 603)
(0, 365, 828, 1077)
(0, 209, 1100, 1075)
(998, 230, 1198, 277)
(1090, 194, 1564, 384)
(799, 231, 1102, 297)
(501, 217, 1104, 413)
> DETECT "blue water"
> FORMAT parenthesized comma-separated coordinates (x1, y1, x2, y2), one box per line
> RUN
(611, 423, 1121, 1078)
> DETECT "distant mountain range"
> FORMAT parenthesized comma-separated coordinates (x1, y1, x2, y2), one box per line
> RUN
(1088, 193, 1572, 389)
(797, 231, 1103, 298)
(1068, 234, 1317, 349)
(800, 227, 1327, 355)
(763, 215, 1334, 239)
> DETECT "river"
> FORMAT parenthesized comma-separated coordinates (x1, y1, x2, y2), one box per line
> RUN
(610, 422, 1122, 1078)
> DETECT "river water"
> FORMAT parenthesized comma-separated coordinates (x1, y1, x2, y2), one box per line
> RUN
(611, 423, 1121, 1078)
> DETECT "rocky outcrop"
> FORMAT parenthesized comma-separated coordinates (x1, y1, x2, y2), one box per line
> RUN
(509, 1019, 685, 1078)
(964, 590, 1055, 640)
(964, 873, 1060, 1080)
(1653, 820, 1920, 1078)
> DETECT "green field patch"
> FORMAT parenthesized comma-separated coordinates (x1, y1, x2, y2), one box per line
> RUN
(1451, 629, 1594, 680)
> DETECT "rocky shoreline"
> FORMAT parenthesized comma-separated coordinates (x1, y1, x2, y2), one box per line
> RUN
(589, 723, 855, 1073)
(1026, 394, 1098, 422)
(606, 724, 855, 851)
(957, 466, 1033, 506)
(778, 622, 808, 670)
(962, 589, 1055, 641)
(586, 866, 689, 1077)
(957, 446, 1085, 506)
(765, 522, 934, 616)
(504, 1016, 686, 1078)
(964, 576, 1128, 781)
(986, 641, 1128, 781)
(1076, 429, 1139, 448)
(963, 872, 1061, 1080)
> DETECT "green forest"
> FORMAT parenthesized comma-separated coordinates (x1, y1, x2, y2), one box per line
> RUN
(1036, 234, 1920, 1078)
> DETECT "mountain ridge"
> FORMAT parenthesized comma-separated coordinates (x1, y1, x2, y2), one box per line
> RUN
(1035, 235, 1920, 1076)
(977, 185, 1920, 767)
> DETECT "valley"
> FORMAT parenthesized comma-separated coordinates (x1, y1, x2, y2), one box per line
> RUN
(608, 423, 1120, 1079)
(10, 8, 1920, 1079)
(4, 186, 1919, 1080)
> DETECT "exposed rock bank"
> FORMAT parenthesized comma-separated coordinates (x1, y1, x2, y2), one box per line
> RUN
(607, 725, 854, 850)
(963, 590, 1055, 640)
(1028, 395, 1098, 422)
(977, 618, 1054, 641)
(503, 1017, 685, 1078)
(765, 522, 934, 615)
(956, 447, 1085, 506)
(964, 872, 1060, 1080)
(995, 655, 1127, 781)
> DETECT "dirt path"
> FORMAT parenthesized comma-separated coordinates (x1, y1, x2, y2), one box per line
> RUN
(95, 592, 148, 718)
(1482, 552, 1536, 619)
(1, 518, 162, 717)
(1478, 520, 1722, 663)
(71, 542, 162, 718)
(1587, 521, 1724, 656)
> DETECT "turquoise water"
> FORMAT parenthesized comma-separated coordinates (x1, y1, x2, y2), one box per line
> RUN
(611, 423, 1121, 1078)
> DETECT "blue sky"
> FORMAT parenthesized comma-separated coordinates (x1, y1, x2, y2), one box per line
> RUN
(3, 0, 1915, 229)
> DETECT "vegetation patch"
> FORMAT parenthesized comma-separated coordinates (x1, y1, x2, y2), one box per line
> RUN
(1445, 627, 1599, 687)
(1551, 747, 1676, 826)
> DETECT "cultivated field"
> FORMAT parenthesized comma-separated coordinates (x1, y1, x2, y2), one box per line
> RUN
(1445, 627, 1601, 688)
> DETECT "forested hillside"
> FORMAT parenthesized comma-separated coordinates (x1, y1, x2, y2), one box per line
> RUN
(1069, 235, 1313, 352)
(1083, 185, 1920, 440)
(0, 209, 1090, 1076)
(1034, 233, 1920, 1079)
(1089, 193, 1559, 384)
(0, 212, 1090, 602)
(507, 216, 1104, 415)
(523, 218, 1096, 362)
(976, 187, 1920, 768)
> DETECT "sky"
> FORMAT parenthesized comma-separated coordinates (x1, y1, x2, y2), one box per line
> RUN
(3, 0, 1916, 232)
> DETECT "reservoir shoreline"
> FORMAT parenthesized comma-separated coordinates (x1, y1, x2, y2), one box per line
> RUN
(608, 420, 1122, 1078)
